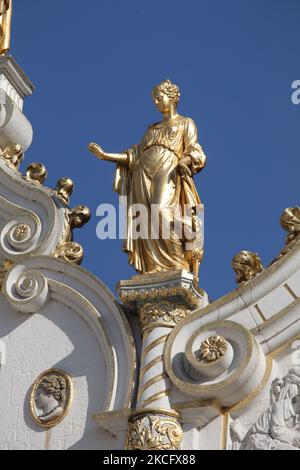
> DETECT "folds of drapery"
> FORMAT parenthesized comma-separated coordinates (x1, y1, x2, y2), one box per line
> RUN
(112, 117, 206, 274)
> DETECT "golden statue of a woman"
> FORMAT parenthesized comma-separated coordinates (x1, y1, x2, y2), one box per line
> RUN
(88, 79, 206, 279)
(0, 0, 12, 55)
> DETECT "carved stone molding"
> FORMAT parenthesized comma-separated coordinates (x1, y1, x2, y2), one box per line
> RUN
(0, 212, 42, 257)
(165, 320, 267, 406)
(3, 267, 49, 314)
(1, 255, 137, 413)
(118, 270, 208, 310)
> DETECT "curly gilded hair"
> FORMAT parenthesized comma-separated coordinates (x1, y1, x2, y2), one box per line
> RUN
(39, 375, 67, 404)
(152, 79, 181, 105)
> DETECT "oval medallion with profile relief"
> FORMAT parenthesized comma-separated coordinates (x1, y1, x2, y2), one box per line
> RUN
(30, 368, 73, 428)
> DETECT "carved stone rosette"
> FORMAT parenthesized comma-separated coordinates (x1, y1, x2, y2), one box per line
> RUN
(125, 411, 183, 450)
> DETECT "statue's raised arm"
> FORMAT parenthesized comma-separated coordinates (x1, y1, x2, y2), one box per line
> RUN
(88, 142, 128, 164)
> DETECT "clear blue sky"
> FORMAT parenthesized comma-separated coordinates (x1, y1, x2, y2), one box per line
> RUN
(13, 0, 300, 300)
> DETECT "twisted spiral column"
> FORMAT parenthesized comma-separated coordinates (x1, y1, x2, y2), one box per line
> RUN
(137, 326, 171, 408)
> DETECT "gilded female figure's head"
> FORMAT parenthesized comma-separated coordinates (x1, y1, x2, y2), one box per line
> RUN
(152, 79, 180, 113)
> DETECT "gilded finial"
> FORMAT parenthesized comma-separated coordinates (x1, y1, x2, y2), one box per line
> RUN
(232, 250, 263, 284)
(55, 177, 74, 205)
(25, 163, 47, 185)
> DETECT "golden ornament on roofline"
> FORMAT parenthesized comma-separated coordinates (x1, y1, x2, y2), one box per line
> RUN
(55, 177, 74, 205)
(270, 206, 300, 265)
(25, 162, 48, 185)
(280, 206, 300, 245)
(231, 250, 263, 284)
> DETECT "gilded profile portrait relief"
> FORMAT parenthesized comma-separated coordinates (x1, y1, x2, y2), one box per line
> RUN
(30, 369, 73, 428)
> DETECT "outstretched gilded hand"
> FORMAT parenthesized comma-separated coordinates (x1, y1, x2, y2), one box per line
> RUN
(88, 142, 106, 160)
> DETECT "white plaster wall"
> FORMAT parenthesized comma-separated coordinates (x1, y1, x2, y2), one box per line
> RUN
(0, 295, 120, 450)
(198, 416, 222, 450)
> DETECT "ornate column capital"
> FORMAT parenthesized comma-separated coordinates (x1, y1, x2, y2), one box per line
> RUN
(126, 410, 183, 450)
(118, 270, 208, 332)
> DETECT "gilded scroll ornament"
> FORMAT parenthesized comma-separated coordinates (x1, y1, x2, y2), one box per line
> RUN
(125, 413, 183, 450)
(0, 144, 24, 170)
(199, 335, 228, 362)
(231, 250, 263, 283)
(88, 79, 206, 280)
(53, 205, 91, 265)
(30, 369, 73, 428)
(55, 241, 84, 264)
(139, 300, 189, 332)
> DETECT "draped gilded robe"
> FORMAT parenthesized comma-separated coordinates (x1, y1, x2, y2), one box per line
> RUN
(114, 115, 206, 274)
(0, 0, 11, 54)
